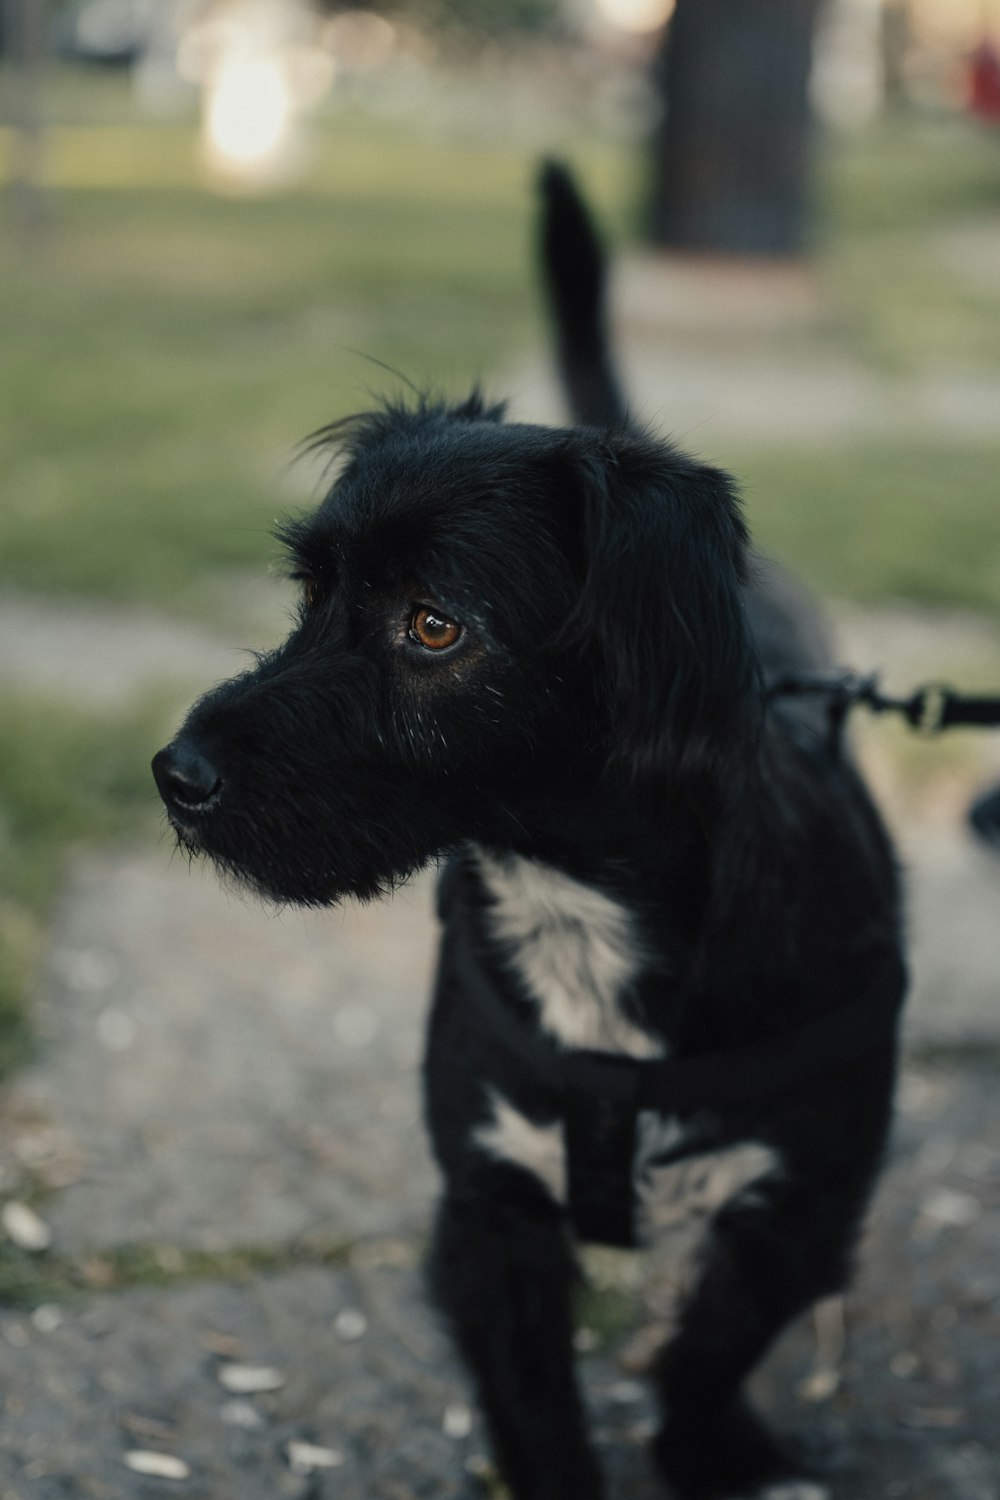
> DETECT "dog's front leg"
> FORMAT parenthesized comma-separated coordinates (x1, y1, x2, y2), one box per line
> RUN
(650, 1189, 848, 1500)
(430, 1173, 604, 1500)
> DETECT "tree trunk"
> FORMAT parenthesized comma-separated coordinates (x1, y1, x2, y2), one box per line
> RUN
(649, 0, 825, 258)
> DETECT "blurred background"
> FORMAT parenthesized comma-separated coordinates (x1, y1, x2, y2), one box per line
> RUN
(1, 3, 1000, 1495)
(2, 0, 1000, 1059)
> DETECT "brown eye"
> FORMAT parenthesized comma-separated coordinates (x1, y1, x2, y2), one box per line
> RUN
(409, 606, 462, 652)
(299, 576, 316, 608)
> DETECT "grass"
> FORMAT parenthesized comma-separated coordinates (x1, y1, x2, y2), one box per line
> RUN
(1, 87, 998, 612)
(0, 1229, 354, 1308)
(0, 102, 997, 614)
(0, 101, 634, 610)
(822, 114, 1000, 237)
(818, 116, 1000, 371)
(740, 440, 1000, 612)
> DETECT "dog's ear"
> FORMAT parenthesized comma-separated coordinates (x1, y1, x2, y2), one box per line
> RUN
(566, 431, 762, 787)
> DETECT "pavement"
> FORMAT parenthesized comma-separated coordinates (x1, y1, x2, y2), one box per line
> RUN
(2, 268, 1000, 1499)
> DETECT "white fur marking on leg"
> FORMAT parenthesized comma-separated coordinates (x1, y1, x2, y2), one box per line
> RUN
(476, 851, 663, 1057)
(635, 1112, 781, 1239)
(634, 1115, 783, 1317)
(473, 1089, 567, 1204)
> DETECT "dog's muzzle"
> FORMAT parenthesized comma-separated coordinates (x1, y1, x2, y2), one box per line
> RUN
(152, 737, 223, 825)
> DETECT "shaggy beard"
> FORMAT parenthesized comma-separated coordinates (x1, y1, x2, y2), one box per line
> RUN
(162, 812, 432, 908)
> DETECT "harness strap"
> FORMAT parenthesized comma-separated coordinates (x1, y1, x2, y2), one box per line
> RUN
(563, 1051, 644, 1247)
(439, 861, 906, 1247)
(627, 962, 904, 1113)
(561, 962, 904, 1246)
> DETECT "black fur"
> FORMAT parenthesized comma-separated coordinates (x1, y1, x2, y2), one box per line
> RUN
(153, 164, 905, 1500)
(970, 781, 1000, 849)
(538, 160, 627, 428)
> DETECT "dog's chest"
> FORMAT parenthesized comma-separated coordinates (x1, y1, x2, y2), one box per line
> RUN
(471, 852, 781, 1254)
(475, 850, 662, 1057)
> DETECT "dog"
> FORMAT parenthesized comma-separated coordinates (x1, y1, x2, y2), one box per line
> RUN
(153, 164, 906, 1500)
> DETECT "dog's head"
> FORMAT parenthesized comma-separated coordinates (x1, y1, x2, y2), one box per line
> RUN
(153, 396, 762, 904)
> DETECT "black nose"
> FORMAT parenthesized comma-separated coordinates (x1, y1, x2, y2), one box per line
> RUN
(152, 739, 223, 813)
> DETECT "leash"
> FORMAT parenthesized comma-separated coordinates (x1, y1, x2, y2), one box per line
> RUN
(769, 670, 1000, 850)
(767, 669, 1000, 736)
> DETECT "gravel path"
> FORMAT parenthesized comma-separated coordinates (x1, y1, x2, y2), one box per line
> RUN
(1, 886, 998, 1500)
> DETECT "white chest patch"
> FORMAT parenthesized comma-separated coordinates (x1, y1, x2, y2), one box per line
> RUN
(475, 850, 663, 1058)
(470, 851, 783, 1327)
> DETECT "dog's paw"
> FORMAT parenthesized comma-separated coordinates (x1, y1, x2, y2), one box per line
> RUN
(754, 1484, 830, 1500)
(653, 1398, 828, 1500)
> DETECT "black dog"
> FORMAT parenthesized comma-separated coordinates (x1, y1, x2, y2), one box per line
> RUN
(153, 166, 905, 1500)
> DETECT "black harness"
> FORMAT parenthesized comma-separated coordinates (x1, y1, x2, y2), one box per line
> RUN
(561, 973, 905, 1244)
(439, 858, 906, 1247)
(438, 669, 997, 1247)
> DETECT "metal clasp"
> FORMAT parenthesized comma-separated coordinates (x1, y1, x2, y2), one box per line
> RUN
(912, 682, 950, 735)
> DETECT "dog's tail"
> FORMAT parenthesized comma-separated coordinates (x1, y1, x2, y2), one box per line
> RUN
(538, 160, 628, 429)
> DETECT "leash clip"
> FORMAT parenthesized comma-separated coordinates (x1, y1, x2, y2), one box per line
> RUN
(909, 682, 951, 736)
